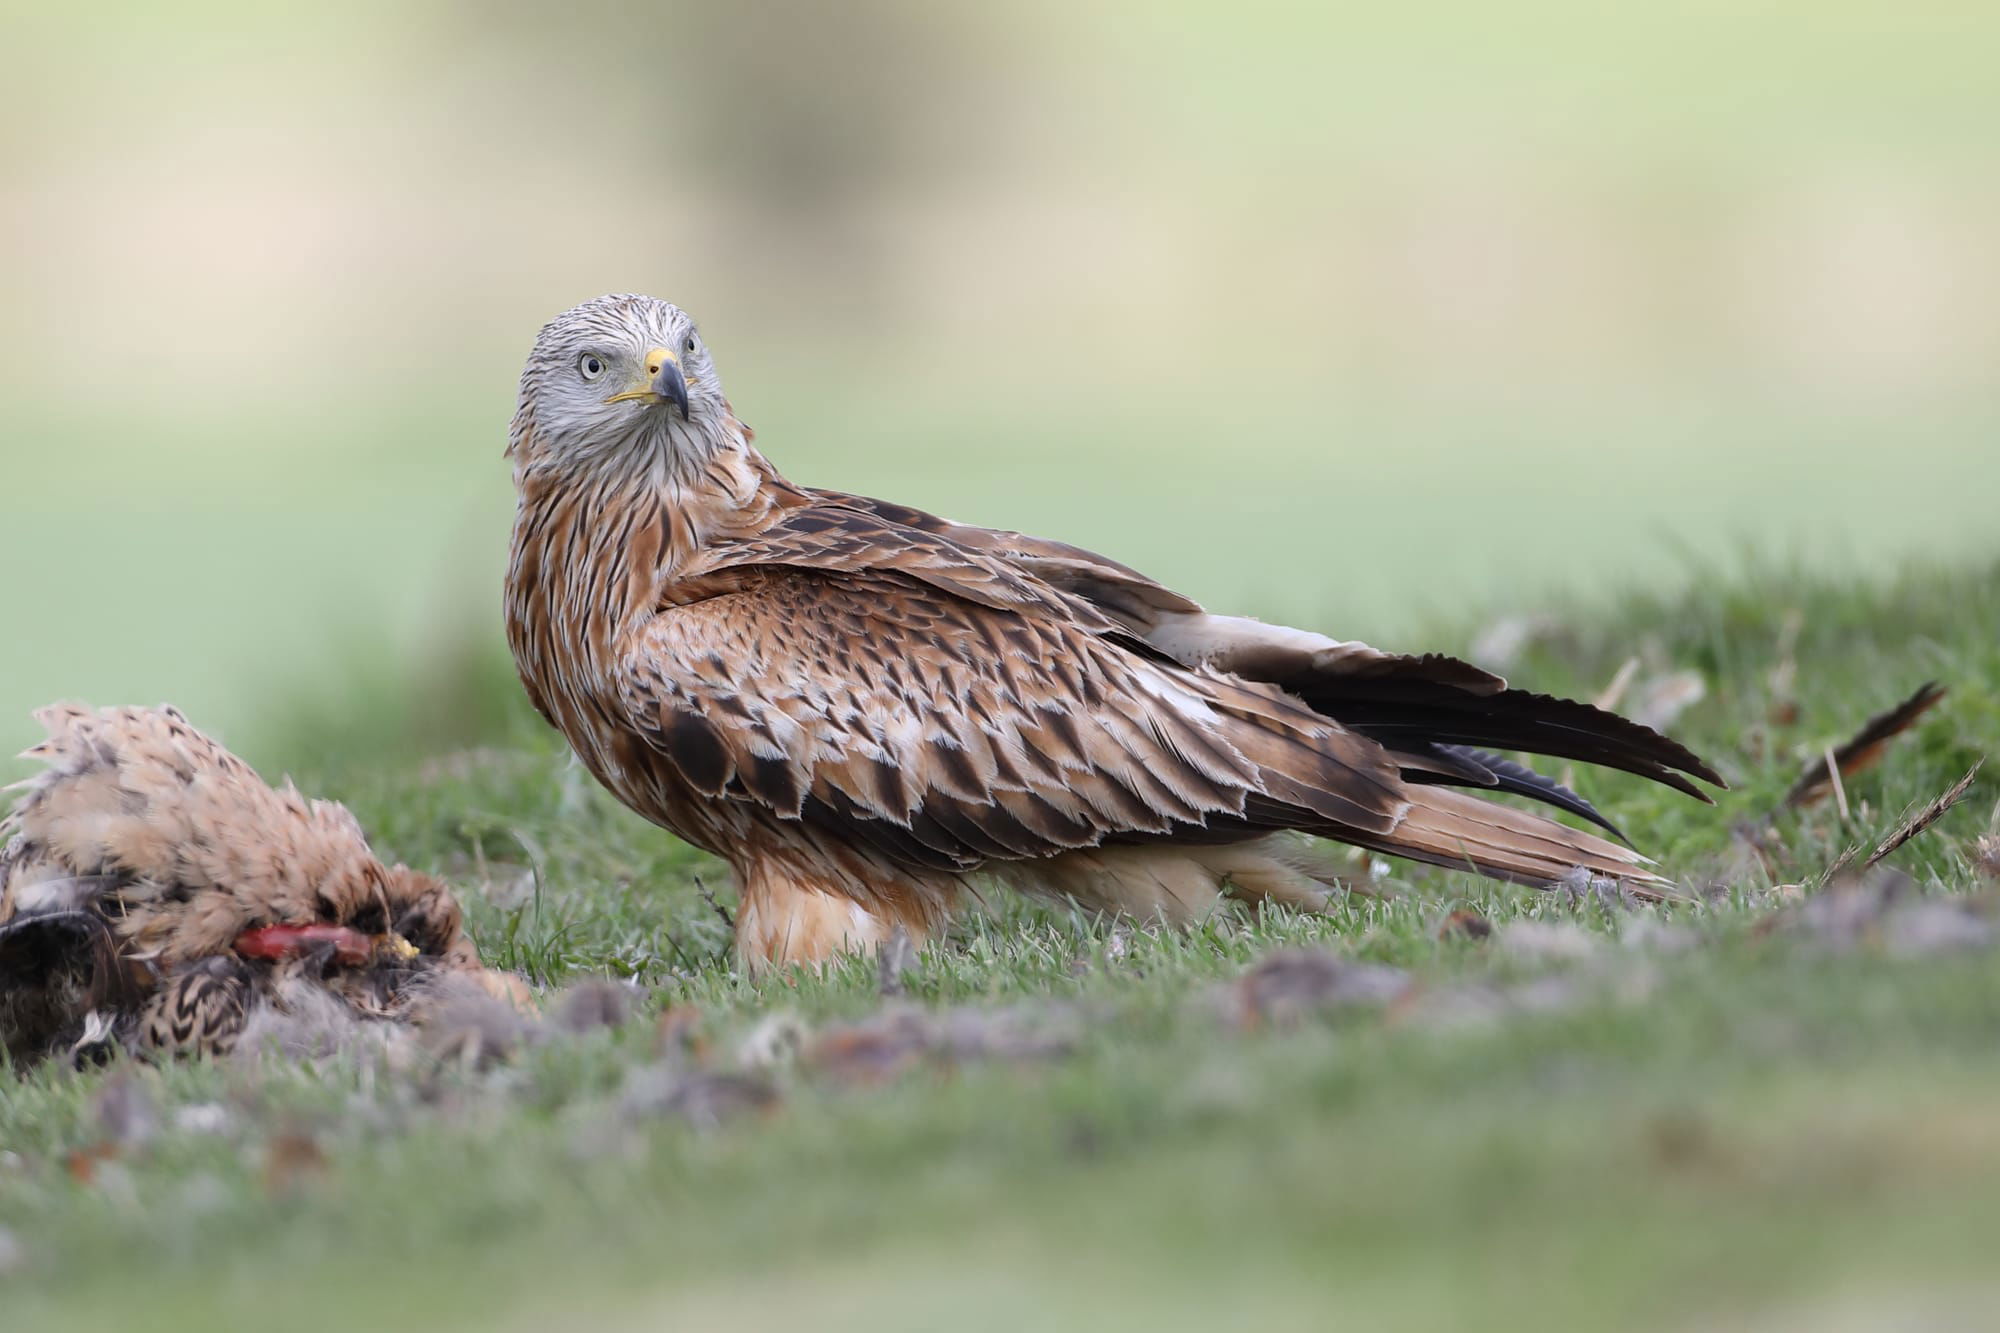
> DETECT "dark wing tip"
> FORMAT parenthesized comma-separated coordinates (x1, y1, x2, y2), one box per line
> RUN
(1408, 740, 1640, 836)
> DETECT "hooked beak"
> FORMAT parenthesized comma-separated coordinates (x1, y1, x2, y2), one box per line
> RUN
(603, 346, 691, 420)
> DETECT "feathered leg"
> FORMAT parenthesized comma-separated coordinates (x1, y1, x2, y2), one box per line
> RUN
(732, 854, 951, 974)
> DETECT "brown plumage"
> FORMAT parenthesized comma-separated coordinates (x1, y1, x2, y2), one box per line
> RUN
(0, 704, 525, 1068)
(505, 295, 1724, 973)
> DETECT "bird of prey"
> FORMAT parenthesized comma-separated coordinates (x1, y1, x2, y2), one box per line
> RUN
(0, 704, 524, 1068)
(505, 294, 1722, 973)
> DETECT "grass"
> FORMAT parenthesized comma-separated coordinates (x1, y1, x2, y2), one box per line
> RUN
(2, 556, 1998, 1332)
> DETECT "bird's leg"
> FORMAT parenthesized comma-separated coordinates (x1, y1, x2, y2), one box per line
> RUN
(731, 855, 944, 976)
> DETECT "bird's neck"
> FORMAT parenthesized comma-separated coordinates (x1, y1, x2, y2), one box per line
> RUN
(506, 415, 800, 691)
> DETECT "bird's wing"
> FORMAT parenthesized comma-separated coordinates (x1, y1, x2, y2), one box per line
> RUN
(621, 557, 1413, 873)
(694, 496, 1125, 633)
(805, 489, 1504, 683)
(804, 488, 1206, 626)
(802, 489, 1721, 802)
(625, 494, 1674, 889)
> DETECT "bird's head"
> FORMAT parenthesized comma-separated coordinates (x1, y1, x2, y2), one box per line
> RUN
(510, 294, 728, 472)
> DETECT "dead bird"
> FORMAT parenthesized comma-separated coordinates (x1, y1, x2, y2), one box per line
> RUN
(0, 704, 529, 1069)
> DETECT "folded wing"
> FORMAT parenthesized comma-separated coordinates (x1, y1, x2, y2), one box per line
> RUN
(807, 490, 1723, 826)
(619, 562, 1411, 876)
(627, 495, 1690, 890)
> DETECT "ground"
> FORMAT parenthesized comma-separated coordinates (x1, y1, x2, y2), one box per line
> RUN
(2, 558, 1997, 1333)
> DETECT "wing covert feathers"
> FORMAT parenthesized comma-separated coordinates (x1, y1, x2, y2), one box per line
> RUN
(616, 572, 1418, 874)
(800, 492, 1718, 810)
(520, 470, 1721, 935)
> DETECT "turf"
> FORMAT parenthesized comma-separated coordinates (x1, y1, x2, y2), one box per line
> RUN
(2, 558, 1997, 1332)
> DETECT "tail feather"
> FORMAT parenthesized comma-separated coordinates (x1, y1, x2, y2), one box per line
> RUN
(1348, 785, 1675, 898)
(1319, 684, 1721, 801)
(1137, 616, 1723, 801)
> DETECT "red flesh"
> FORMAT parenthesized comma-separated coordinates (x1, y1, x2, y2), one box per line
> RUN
(233, 923, 375, 967)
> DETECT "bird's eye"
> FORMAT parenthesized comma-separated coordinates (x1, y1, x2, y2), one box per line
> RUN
(683, 336, 697, 355)
(578, 353, 606, 380)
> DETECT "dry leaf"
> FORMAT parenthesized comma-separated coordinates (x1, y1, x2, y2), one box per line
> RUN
(620, 1066, 779, 1129)
(1781, 683, 1947, 811)
(1645, 1110, 1730, 1173)
(63, 1143, 117, 1185)
(807, 1010, 931, 1085)
(805, 1004, 1077, 1084)
(654, 1004, 707, 1060)
(1232, 949, 1409, 1029)
(1593, 657, 1641, 713)
(261, 1132, 329, 1197)
(1632, 671, 1707, 733)
(551, 979, 635, 1035)
(1437, 909, 1493, 941)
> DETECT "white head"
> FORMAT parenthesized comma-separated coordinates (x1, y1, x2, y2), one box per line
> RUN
(510, 294, 732, 476)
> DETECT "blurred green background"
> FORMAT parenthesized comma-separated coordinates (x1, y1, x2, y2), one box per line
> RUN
(3, 0, 1996, 763)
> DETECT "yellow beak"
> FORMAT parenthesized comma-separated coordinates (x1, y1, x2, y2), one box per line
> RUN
(603, 346, 690, 419)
